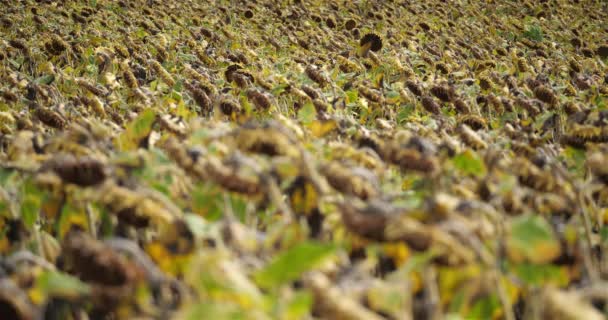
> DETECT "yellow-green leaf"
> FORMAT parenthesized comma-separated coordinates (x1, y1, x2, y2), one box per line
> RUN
(452, 149, 487, 177)
(116, 109, 156, 151)
(297, 101, 316, 124)
(254, 241, 336, 288)
(506, 214, 561, 264)
(37, 271, 91, 300)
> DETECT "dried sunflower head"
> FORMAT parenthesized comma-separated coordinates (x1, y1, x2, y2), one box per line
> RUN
(359, 32, 383, 54)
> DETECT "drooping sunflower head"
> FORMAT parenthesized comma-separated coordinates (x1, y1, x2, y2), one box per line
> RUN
(359, 32, 383, 52)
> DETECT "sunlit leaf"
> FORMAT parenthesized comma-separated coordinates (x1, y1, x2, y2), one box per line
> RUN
(37, 271, 91, 300)
(191, 183, 249, 222)
(283, 290, 313, 319)
(308, 119, 337, 137)
(510, 263, 569, 287)
(297, 101, 316, 124)
(367, 280, 408, 318)
(131, 109, 156, 138)
(288, 178, 318, 216)
(438, 265, 481, 306)
(56, 202, 87, 240)
(467, 294, 500, 320)
(254, 241, 336, 288)
(21, 180, 44, 229)
(345, 90, 358, 104)
(506, 214, 561, 264)
(452, 149, 487, 177)
(191, 183, 222, 220)
(116, 109, 156, 151)
(183, 213, 210, 240)
(20, 196, 39, 229)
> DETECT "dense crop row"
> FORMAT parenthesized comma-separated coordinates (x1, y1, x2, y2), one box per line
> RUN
(0, 0, 607, 319)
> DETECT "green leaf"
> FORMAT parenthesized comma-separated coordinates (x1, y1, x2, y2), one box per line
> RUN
(116, 109, 156, 150)
(563, 146, 586, 175)
(367, 281, 408, 318)
(452, 149, 487, 177)
(595, 95, 606, 110)
(231, 197, 248, 223)
(448, 289, 467, 314)
(170, 90, 183, 101)
(135, 28, 147, 39)
(385, 90, 400, 99)
(445, 314, 466, 320)
(98, 205, 114, 237)
(510, 263, 569, 287)
(84, 64, 97, 76)
(173, 79, 184, 92)
(467, 294, 500, 319)
(191, 183, 222, 220)
(506, 214, 561, 264)
(20, 196, 39, 229)
(284, 290, 313, 319)
(131, 109, 156, 138)
(37, 271, 91, 299)
(271, 83, 289, 96)
(190, 183, 248, 222)
(20, 180, 44, 229)
(182, 302, 246, 320)
(55, 202, 85, 240)
(523, 25, 543, 42)
(177, 53, 197, 62)
(0, 200, 8, 218)
(254, 241, 336, 288)
(35, 74, 55, 85)
(600, 226, 608, 244)
(393, 248, 438, 274)
(150, 79, 158, 91)
(8, 58, 23, 69)
(345, 90, 358, 104)
(397, 104, 415, 125)
(0, 168, 17, 185)
(499, 112, 519, 126)
(297, 101, 316, 124)
(534, 111, 555, 131)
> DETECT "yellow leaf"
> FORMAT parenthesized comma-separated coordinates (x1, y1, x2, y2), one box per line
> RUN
(40, 195, 64, 220)
(288, 179, 318, 216)
(383, 242, 410, 266)
(308, 120, 337, 138)
(0, 237, 9, 254)
(438, 264, 481, 306)
(28, 287, 45, 305)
